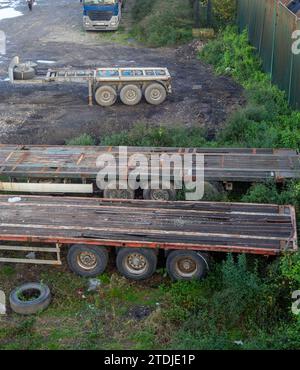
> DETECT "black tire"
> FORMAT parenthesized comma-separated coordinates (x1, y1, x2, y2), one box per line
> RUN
(94, 85, 117, 107)
(13, 66, 35, 80)
(144, 83, 167, 105)
(9, 283, 51, 315)
(166, 250, 209, 281)
(116, 248, 157, 280)
(67, 244, 108, 277)
(143, 188, 176, 201)
(120, 84, 142, 106)
(103, 181, 135, 199)
(143, 181, 176, 201)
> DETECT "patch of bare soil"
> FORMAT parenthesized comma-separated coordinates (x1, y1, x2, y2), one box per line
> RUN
(0, 0, 243, 144)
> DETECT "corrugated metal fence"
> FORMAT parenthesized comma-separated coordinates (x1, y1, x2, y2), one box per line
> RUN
(237, 0, 300, 109)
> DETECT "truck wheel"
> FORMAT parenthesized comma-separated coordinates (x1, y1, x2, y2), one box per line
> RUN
(144, 83, 167, 105)
(13, 66, 36, 80)
(94, 85, 117, 107)
(103, 181, 135, 199)
(143, 188, 176, 201)
(116, 248, 157, 280)
(120, 85, 142, 106)
(143, 182, 176, 201)
(166, 250, 208, 281)
(9, 283, 51, 315)
(67, 244, 108, 277)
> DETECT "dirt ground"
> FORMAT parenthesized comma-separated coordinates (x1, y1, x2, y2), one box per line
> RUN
(0, 0, 243, 144)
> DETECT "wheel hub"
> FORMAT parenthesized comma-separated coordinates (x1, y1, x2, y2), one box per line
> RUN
(176, 257, 197, 276)
(126, 89, 137, 100)
(151, 89, 161, 100)
(77, 251, 97, 270)
(127, 253, 147, 272)
(102, 91, 111, 101)
(151, 189, 169, 201)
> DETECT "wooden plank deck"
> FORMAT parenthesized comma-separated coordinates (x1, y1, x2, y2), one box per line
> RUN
(0, 195, 297, 255)
(0, 145, 299, 183)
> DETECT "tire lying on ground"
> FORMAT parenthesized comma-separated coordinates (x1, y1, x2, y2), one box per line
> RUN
(166, 250, 209, 281)
(67, 244, 109, 277)
(144, 83, 167, 105)
(116, 248, 157, 280)
(9, 282, 51, 315)
(13, 65, 36, 80)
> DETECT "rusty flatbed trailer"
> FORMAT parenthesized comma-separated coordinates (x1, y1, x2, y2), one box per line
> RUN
(0, 144, 299, 200)
(0, 195, 297, 280)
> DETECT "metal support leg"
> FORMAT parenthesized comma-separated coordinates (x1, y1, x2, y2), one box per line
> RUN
(88, 80, 93, 106)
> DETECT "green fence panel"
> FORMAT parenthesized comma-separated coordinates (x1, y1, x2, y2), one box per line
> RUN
(237, 0, 300, 109)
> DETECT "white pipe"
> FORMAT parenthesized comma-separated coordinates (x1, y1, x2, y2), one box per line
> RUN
(0, 182, 93, 194)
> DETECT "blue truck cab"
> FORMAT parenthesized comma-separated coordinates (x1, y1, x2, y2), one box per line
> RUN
(82, 0, 123, 31)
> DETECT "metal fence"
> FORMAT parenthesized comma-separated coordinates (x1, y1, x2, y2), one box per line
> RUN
(237, 0, 300, 109)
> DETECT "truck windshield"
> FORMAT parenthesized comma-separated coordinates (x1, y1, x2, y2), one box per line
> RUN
(83, 0, 116, 4)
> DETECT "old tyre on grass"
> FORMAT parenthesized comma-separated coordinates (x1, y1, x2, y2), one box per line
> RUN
(94, 85, 117, 107)
(13, 65, 36, 80)
(144, 83, 167, 105)
(120, 84, 142, 106)
(67, 244, 109, 277)
(116, 248, 157, 280)
(9, 282, 51, 315)
(166, 250, 209, 281)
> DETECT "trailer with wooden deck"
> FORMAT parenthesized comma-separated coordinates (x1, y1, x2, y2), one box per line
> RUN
(0, 196, 297, 281)
(8, 56, 172, 107)
(0, 145, 299, 200)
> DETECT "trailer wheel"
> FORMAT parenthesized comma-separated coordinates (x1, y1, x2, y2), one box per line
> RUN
(120, 84, 142, 106)
(143, 184, 176, 201)
(166, 250, 208, 281)
(144, 83, 167, 105)
(9, 283, 51, 315)
(116, 248, 157, 280)
(67, 244, 108, 277)
(13, 66, 36, 80)
(94, 85, 117, 107)
(103, 181, 135, 199)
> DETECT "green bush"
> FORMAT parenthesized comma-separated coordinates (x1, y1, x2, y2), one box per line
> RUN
(200, 26, 300, 149)
(66, 134, 96, 146)
(131, 0, 193, 47)
(101, 123, 211, 147)
(166, 254, 294, 349)
(241, 181, 300, 207)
